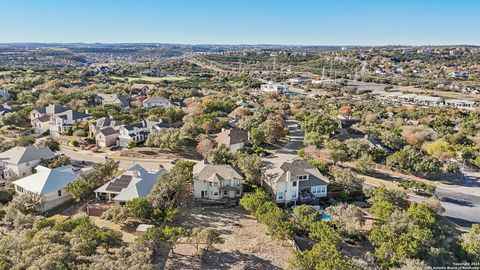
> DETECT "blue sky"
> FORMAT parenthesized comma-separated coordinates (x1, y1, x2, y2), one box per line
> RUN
(1, 0, 479, 45)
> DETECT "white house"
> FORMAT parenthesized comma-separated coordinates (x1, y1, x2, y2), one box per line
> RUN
(260, 82, 289, 94)
(12, 165, 81, 212)
(30, 104, 91, 136)
(0, 89, 10, 100)
(94, 164, 166, 203)
(193, 160, 243, 201)
(142, 97, 172, 108)
(0, 145, 55, 179)
(261, 154, 329, 204)
(116, 119, 167, 147)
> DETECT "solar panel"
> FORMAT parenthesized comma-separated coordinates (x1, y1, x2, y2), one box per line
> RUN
(106, 183, 124, 192)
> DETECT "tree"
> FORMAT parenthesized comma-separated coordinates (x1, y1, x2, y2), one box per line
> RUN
(234, 152, 262, 184)
(331, 166, 364, 192)
(357, 153, 374, 174)
(288, 239, 354, 270)
(40, 155, 71, 168)
(96, 228, 123, 253)
(206, 144, 234, 164)
(39, 137, 60, 152)
(304, 132, 326, 147)
(196, 137, 216, 158)
(302, 114, 338, 135)
(65, 160, 119, 203)
(161, 225, 189, 255)
(422, 140, 455, 160)
(239, 189, 272, 213)
(2, 193, 41, 230)
(387, 146, 441, 174)
(345, 139, 371, 159)
(192, 228, 224, 261)
(101, 204, 131, 224)
(326, 140, 349, 164)
(326, 203, 366, 237)
(249, 127, 265, 146)
(461, 223, 480, 261)
(126, 198, 157, 223)
(379, 131, 405, 151)
(145, 128, 183, 151)
(292, 205, 319, 233)
(393, 259, 429, 270)
(259, 119, 285, 144)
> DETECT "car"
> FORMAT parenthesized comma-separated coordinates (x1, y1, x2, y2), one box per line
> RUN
(109, 146, 120, 151)
(170, 159, 179, 165)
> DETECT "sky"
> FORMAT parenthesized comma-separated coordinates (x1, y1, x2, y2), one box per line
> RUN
(1, 0, 479, 46)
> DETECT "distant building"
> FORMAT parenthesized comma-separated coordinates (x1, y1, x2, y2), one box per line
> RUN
(12, 165, 81, 212)
(142, 97, 172, 108)
(289, 77, 311, 85)
(0, 104, 13, 117)
(450, 71, 469, 78)
(260, 82, 289, 94)
(94, 93, 130, 109)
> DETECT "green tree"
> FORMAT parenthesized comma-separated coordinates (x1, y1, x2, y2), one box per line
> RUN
(39, 137, 61, 152)
(331, 166, 364, 192)
(250, 127, 265, 146)
(460, 223, 480, 261)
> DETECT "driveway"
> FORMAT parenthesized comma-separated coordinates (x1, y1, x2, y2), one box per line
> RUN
(277, 116, 304, 154)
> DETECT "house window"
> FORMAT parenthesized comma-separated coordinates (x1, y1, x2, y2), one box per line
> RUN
(236, 190, 240, 195)
(224, 190, 228, 195)
(57, 190, 62, 197)
(214, 192, 218, 196)
(297, 175, 308, 180)
(17, 187, 24, 193)
(292, 181, 297, 187)
(278, 192, 284, 200)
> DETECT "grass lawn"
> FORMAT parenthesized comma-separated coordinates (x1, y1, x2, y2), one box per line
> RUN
(111, 76, 187, 83)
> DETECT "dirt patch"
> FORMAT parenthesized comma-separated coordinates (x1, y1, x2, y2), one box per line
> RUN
(164, 206, 294, 270)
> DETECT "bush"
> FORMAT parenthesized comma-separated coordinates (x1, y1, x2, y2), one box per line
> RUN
(73, 130, 87, 137)
(398, 181, 436, 197)
(70, 140, 80, 147)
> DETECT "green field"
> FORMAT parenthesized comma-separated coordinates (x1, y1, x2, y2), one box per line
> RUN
(111, 76, 187, 83)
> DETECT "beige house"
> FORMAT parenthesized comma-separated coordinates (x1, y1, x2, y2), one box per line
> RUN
(193, 160, 243, 202)
(214, 128, 249, 151)
(95, 127, 119, 147)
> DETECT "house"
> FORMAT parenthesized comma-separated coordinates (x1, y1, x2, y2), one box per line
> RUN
(94, 93, 130, 109)
(450, 71, 469, 78)
(89, 117, 123, 138)
(30, 104, 91, 136)
(413, 95, 444, 107)
(142, 97, 172, 108)
(0, 104, 13, 117)
(261, 154, 329, 204)
(95, 164, 166, 203)
(12, 165, 81, 212)
(260, 82, 289, 94)
(289, 77, 311, 85)
(193, 160, 243, 201)
(214, 128, 249, 151)
(0, 89, 10, 100)
(131, 83, 156, 93)
(48, 110, 92, 136)
(445, 99, 476, 110)
(0, 145, 55, 179)
(116, 119, 166, 147)
(32, 115, 51, 134)
(337, 115, 361, 129)
(96, 127, 119, 147)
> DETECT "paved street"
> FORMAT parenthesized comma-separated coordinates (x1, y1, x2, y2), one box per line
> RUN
(59, 147, 174, 171)
(278, 117, 480, 228)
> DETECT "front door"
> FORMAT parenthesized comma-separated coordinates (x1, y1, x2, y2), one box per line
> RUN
(201, 191, 206, 198)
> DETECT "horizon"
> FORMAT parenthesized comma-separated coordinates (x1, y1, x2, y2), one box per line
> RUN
(2, 0, 480, 46)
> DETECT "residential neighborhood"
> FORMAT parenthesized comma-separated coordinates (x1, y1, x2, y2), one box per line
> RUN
(0, 1, 479, 269)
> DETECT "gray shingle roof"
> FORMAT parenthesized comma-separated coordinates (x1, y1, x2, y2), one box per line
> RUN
(193, 160, 243, 181)
(0, 145, 55, 165)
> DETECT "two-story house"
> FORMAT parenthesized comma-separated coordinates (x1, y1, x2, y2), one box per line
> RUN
(0, 145, 55, 179)
(193, 160, 243, 201)
(116, 119, 166, 147)
(49, 110, 92, 136)
(262, 154, 329, 204)
(30, 104, 91, 136)
(214, 128, 249, 151)
(89, 117, 123, 147)
(94, 93, 130, 109)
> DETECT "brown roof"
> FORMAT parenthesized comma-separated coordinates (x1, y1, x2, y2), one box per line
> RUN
(214, 128, 248, 146)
